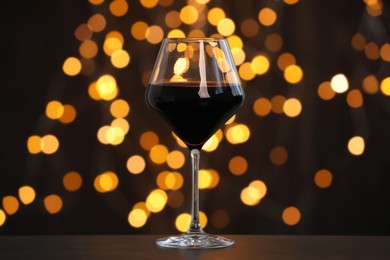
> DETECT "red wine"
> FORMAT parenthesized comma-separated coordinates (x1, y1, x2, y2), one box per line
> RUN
(146, 83, 244, 150)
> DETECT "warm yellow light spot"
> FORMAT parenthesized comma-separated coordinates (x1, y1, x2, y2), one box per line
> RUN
(167, 29, 185, 38)
(240, 18, 259, 38)
(79, 40, 98, 59)
(284, 0, 299, 5)
(63, 57, 82, 76)
(140, 131, 159, 151)
(106, 126, 125, 145)
(346, 89, 363, 108)
(97, 126, 110, 144)
(365, 42, 380, 60)
(175, 213, 191, 232)
(140, 0, 158, 8)
(196, 0, 210, 4)
(225, 124, 250, 144)
(188, 29, 205, 38)
(94, 171, 119, 193)
(227, 35, 243, 49)
(351, 33, 366, 51)
(348, 136, 365, 156)
(111, 118, 130, 134)
(174, 58, 190, 75)
(284, 64, 303, 84)
(133, 201, 150, 217)
(2, 196, 19, 215)
(131, 21, 148, 41)
(128, 208, 148, 228)
(271, 95, 286, 114)
(265, 33, 283, 52)
(166, 150, 185, 169)
(225, 115, 236, 125)
(208, 169, 220, 189)
(145, 25, 164, 44)
(146, 189, 168, 213)
(283, 98, 302, 117)
(251, 55, 270, 75)
(211, 209, 230, 229)
(215, 129, 223, 141)
(165, 10, 181, 28)
(59, 104, 77, 124)
(172, 132, 187, 148)
(202, 134, 219, 152)
(229, 156, 248, 175)
(110, 99, 130, 118)
(269, 146, 288, 165)
(231, 48, 246, 66)
(249, 180, 267, 199)
(239, 62, 256, 81)
(0, 210, 5, 226)
(331, 74, 349, 93)
(199, 169, 212, 189)
(156, 171, 169, 190)
(317, 81, 336, 100)
(253, 97, 272, 116)
(46, 101, 64, 120)
(258, 7, 277, 27)
(127, 155, 146, 174)
(282, 206, 301, 226)
(362, 75, 379, 94)
(75, 23, 92, 41)
(150, 144, 169, 164)
(199, 211, 208, 229)
(44, 195, 63, 214)
(96, 74, 118, 101)
(107, 30, 125, 43)
(165, 172, 184, 190)
(41, 135, 59, 155)
(180, 5, 199, 25)
(217, 18, 235, 37)
(314, 169, 333, 188)
(111, 49, 130, 68)
(89, 0, 104, 5)
(380, 43, 390, 61)
(88, 81, 101, 100)
(207, 7, 225, 26)
(176, 43, 187, 52)
(103, 37, 123, 56)
(241, 186, 261, 206)
(88, 13, 106, 32)
(380, 77, 390, 96)
(167, 190, 185, 208)
(63, 171, 83, 192)
(27, 135, 41, 154)
(18, 186, 36, 205)
(277, 53, 296, 71)
(109, 0, 128, 17)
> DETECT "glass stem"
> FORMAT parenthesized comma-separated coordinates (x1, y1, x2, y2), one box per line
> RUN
(187, 149, 204, 234)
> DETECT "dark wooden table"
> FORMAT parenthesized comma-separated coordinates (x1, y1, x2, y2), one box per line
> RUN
(0, 235, 389, 259)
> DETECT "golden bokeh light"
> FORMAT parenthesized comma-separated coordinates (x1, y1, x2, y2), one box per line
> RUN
(89, 0, 104, 5)
(109, 0, 128, 17)
(231, 47, 246, 66)
(131, 21, 149, 41)
(88, 13, 106, 32)
(110, 99, 130, 118)
(167, 29, 186, 38)
(380, 77, 390, 96)
(331, 73, 349, 93)
(217, 18, 235, 37)
(258, 7, 277, 27)
(127, 155, 146, 174)
(253, 97, 272, 116)
(145, 25, 164, 44)
(75, 23, 92, 41)
(63, 57, 82, 76)
(94, 171, 119, 193)
(44, 194, 63, 214)
(380, 43, 390, 61)
(27, 135, 41, 154)
(140, 0, 158, 9)
(346, 89, 363, 108)
(140, 131, 159, 151)
(0, 210, 5, 227)
(199, 169, 212, 189)
(282, 206, 301, 226)
(165, 11, 181, 28)
(241, 186, 261, 206)
(188, 29, 205, 38)
(146, 189, 168, 213)
(103, 37, 123, 56)
(277, 53, 296, 71)
(362, 74, 379, 94)
(225, 124, 251, 144)
(202, 134, 220, 152)
(2, 196, 19, 215)
(175, 211, 207, 232)
(18, 186, 36, 205)
(111, 118, 130, 134)
(207, 7, 225, 26)
(283, 98, 302, 117)
(149, 144, 169, 164)
(166, 150, 185, 169)
(351, 33, 366, 51)
(317, 81, 336, 100)
(111, 49, 130, 68)
(364, 42, 380, 60)
(165, 172, 184, 190)
(314, 169, 333, 188)
(227, 35, 243, 49)
(63, 171, 83, 192)
(239, 62, 256, 81)
(128, 208, 148, 228)
(284, 0, 299, 4)
(46, 101, 64, 120)
(133, 201, 150, 217)
(240, 18, 259, 38)
(41, 135, 60, 155)
(180, 5, 199, 25)
(249, 180, 267, 199)
(269, 146, 288, 165)
(251, 55, 270, 75)
(271, 95, 286, 114)
(229, 156, 248, 175)
(79, 40, 98, 59)
(59, 104, 77, 124)
(96, 74, 118, 101)
(88, 81, 101, 100)
(284, 64, 303, 84)
(348, 136, 365, 156)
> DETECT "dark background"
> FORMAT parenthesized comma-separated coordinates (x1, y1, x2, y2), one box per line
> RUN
(1, 0, 390, 235)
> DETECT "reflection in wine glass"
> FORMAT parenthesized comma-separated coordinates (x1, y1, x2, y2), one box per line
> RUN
(146, 38, 244, 249)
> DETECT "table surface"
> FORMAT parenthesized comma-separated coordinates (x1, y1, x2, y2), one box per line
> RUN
(0, 235, 389, 259)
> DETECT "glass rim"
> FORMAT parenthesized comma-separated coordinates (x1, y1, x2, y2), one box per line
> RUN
(162, 37, 226, 43)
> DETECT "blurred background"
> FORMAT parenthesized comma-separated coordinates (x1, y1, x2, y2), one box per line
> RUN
(1, 0, 390, 235)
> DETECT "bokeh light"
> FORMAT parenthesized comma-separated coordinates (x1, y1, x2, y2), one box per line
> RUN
(348, 136, 365, 156)
(18, 186, 36, 205)
(44, 195, 63, 214)
(127, 155, 146, 174)
(282, 206, 301, 226)
(314, 169, 333, 188)
(63, 172, 83, 192)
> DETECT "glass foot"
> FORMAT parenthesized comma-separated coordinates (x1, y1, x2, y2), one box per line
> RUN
(156, 233, 234, 249)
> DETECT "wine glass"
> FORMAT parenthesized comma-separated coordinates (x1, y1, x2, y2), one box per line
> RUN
(146, 37, 244, 249)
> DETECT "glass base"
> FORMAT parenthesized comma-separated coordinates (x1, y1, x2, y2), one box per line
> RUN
(156, 233, 234, 249)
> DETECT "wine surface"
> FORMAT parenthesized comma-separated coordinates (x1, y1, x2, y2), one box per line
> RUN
(146, 83, 244, 150)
